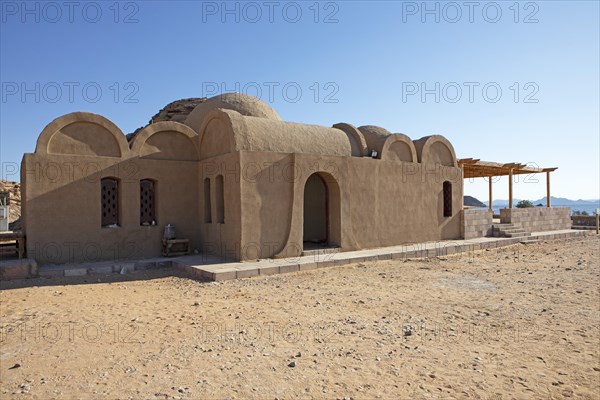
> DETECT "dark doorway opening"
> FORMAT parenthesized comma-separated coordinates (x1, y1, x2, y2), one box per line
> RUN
(303, 173, 329, 247)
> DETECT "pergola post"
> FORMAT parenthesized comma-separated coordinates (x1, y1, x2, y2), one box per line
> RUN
(508, 168, 514, 209)
(488, 176, 493, 211)
(546, 171, 551, 207)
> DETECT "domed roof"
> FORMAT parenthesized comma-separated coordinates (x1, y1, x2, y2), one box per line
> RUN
(358, 125, 393, 138)
(185, 93, 281, 132)
(358, 125, 393, 154)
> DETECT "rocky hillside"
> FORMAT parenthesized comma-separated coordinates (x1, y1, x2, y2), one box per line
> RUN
(0, 180, 21, 231)
(464, 195, 486, 208)
(126, 97, 208, 141)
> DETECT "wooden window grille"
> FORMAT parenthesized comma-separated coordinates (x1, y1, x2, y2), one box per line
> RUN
(140, 179, 156, 226)
(443, 181, 452, 217)
(101, 178, 119, 227)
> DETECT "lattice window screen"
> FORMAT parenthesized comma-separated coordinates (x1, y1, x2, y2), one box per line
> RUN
(101, 178, 119, 227)
(443, 181, 452, 217)
(140, 179, 156, 225)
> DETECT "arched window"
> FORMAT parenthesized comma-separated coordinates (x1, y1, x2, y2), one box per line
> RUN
(140, 179, 156, 226)
(443, 181, 452, 217)
(216, 175, 225, 224)
(204, 178, 212, 223)
(101, 178, 119, 227)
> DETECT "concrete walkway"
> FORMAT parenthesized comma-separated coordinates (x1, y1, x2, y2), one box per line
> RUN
(174, 229, 591, 281)
(1, 229, 591, 282)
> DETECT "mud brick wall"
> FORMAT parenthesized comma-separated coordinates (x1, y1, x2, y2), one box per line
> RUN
(500, 207, 571, 232)
(462, 209, 493, 239)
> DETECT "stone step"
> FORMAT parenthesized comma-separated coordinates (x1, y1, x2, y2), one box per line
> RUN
(302, 247, 341, 257)
(505, 232, 531, 238)
(494, 223, 515, 228)
(520, 239, 541, 245)
(500, 228, 527, 234)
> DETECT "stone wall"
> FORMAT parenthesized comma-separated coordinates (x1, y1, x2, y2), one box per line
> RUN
(572, 215, 598, 227)
(500, 207, 571, 232)
(462, 209, 493, 239)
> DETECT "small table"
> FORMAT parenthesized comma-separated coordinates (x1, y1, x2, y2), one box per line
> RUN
(162, 238, 190, 257)
(0, 231, 25, 259)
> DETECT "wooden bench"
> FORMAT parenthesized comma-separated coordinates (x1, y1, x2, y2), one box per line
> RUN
(162, 238, 189, 257)
(0, 231, 25, 259)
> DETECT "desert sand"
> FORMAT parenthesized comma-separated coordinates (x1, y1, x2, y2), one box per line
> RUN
(1, 236, 599, 399)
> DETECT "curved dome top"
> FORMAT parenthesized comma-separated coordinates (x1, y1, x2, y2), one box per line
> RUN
(185, 93, 281, 132)
(358, 125, 393, 139)
(358, 125, 393, 154)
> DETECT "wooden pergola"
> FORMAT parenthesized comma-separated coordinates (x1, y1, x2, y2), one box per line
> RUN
(458, 158, 558, 210)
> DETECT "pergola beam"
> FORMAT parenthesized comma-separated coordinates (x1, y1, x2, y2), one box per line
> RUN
(458, 158, 558, 179)
(458, 158, 558, 210)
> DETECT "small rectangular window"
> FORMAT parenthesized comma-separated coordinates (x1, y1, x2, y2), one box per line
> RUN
(204, 178, 212, 223)
(140, 179, 156, 226)
(216, 175, 225, 224)
(101, 178, 119, 227)
(443, 181, 452, 217)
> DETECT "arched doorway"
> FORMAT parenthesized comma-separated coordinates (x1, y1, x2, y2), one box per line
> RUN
(303, 172, 341, 250)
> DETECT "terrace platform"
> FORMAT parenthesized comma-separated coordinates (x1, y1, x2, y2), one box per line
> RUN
(1, 229, 591, 282)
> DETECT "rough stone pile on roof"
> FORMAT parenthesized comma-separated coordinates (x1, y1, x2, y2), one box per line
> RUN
(149, 97, 208, 124)
(126, 97, 208, 141)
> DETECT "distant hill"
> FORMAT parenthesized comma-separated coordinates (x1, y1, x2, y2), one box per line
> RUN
(464, 195, 486, 208)
(484, 197, 599, 207)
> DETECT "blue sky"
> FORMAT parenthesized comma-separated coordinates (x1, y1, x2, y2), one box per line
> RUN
(1, 0, 598, 201)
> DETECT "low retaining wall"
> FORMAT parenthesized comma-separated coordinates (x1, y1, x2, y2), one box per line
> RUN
(500, 207, 571, 232)
(462, 209, 493, 239)
(572, 215, 598, 227)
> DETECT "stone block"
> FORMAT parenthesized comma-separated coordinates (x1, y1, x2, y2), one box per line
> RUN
(0, 260, 36, 280)
(39, 268, 63, 278)
(259, 265, 280, 276)
(211, 269, 237, 281)
(351, 255, 369, 263)
(299, 262, 318, 271)
(279, 264, 299, 274)
(134, 261, 156, 270)
(89, 265, 113, 275)
(236, 268, 259, 279)
(317, 260, 336, 268)
(64, 268, 87, 277)
(361, 255, 379, 263)
(426, 249, 437, 258)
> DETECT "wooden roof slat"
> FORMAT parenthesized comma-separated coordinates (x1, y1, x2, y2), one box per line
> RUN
(458, 158, 557, 178)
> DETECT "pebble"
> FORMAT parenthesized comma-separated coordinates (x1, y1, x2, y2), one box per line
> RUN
(8, 363, 20, 370)
(193, 302, 200, 306)
(288, 361, 296, 368)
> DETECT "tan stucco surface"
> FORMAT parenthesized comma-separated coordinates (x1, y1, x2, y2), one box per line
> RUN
(22, 94, 463, 264)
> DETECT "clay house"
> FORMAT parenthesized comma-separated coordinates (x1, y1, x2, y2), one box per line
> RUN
(21, 93, 465, 264)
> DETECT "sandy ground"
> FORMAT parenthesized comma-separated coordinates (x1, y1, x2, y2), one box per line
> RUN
(1, 236, 599, 399)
